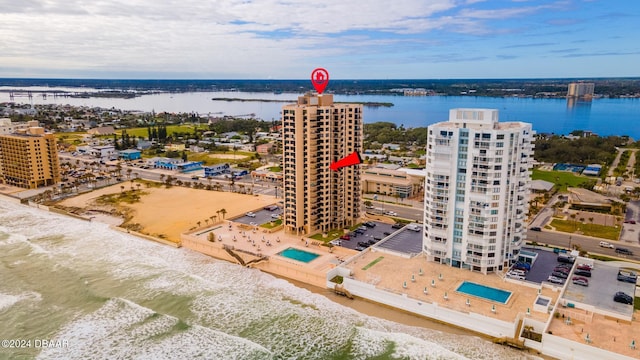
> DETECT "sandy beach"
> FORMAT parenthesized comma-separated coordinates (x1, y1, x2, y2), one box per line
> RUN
(57, 183, 276, 243)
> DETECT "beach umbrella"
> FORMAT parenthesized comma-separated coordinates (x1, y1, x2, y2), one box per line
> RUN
(423, 287, 428, 294)
(431, 279, 436, 287)
(526, 308, 531, 316)
(631, 340, 636, 349)
(466, 298, 471, 306)
(411, 274, 416, 282)
(491, 304, 496, 313)
(443, 292, 448, 300)
(402, 281, 407, 289)
(585, 333, 591, 343)
(419, 268, 423, 276)
(438, 273, 443, 280)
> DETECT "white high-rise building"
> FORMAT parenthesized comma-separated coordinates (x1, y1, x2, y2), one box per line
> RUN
(423, 109, 535, 274)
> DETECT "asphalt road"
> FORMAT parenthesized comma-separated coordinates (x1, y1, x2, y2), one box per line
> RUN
(529, 230, 640, 262)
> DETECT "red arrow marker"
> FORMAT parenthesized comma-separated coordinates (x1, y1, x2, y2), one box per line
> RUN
(330, 151, 362, 171)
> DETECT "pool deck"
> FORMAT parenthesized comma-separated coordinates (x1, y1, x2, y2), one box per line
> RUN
(343, 250, 558, 325)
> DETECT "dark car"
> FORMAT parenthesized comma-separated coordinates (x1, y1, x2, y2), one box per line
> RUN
(615, 247, 634, 255)
(383, 231, 391, 236)
(551, 271, 568, 279)
(513, 264, 529, 272)
(357, 241, 369, 248)
(617, 272, 638, 283)
(364, 221, 376, 228)
(367, 239, 378, 245)
(391, 223, 404, 229)
(613, 292, 633, 305)
(513, 262, 531, 271)
(529, 226, 542, 232)
(574, 269, 591, 277)
(553, 267, 570, 274)
(355, 229, 365, 234)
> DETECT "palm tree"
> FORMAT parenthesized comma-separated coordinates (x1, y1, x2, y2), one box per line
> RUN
(120, 185, 125, 193)
(126, 168, 132, 179)
(209, 215, 215, 223)
(216, 209, 221, 220)
(160, 174, 165, 183)
(569, 213, 577, 230)
(136, 183, 141, 191)
(197, 221, 201, 228)
(238, 184, 245, 194)
(588, 217, 594, 229)
(205, 219, 209, 225)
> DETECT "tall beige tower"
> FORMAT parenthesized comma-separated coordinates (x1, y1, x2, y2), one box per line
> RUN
(282, 93, 363, 235)
(0, 127, 61, 189)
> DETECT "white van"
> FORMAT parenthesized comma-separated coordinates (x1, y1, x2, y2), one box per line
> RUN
(407, 224, 421, 232)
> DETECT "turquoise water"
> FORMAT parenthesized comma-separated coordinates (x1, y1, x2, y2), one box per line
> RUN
(278, 247, 320, 263)
(456, 281, 512, 304)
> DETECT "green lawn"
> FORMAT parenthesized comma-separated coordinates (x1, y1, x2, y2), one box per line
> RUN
(532, 169, 592, 192)
(268, 166, 282, 172)
(260, 219, 282, 229)
(310, 229, 344, 241)
(116, 124, 209, 138)
(549, 219, 621, 240)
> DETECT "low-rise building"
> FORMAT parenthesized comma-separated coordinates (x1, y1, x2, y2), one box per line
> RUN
(362, 167, 422, 199)
(119, 149, 142, 161)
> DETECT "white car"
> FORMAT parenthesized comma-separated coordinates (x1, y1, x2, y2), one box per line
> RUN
(384, 211, 398, 216)
(271, 214, 280, 219)
(246, 212, 256, 218)
(599, 241, 614, 249)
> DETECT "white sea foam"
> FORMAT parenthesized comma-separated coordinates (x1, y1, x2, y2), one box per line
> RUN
(0, 293, 21, 312)
(37, 297, 272, 360)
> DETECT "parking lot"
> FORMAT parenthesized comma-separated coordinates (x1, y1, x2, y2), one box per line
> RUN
(233, 205, 281, 226)
(513, 247, 637, 317)
(337, 221, 396, 251)
(377, 225, 423, 255)
(564, 262, 636, 317)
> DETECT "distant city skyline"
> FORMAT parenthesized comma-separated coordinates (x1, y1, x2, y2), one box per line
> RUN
(1, 0, 639, 79)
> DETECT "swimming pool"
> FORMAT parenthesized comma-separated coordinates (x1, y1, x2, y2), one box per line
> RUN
(456, 281, 512, 304)
(278, 248, 320, 263)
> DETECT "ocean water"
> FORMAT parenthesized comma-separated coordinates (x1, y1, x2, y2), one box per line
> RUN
(0, 200, 535, 359)
(2, 87, 640, 138)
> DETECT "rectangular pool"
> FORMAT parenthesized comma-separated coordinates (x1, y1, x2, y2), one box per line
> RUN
(277, 247, 320, 263)
(456, 281, 512, 304)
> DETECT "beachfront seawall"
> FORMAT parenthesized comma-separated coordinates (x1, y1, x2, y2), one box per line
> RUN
(341, 277, 518, 339)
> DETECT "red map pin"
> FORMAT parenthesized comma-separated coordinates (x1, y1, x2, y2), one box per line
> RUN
(311, 68, 329, 94)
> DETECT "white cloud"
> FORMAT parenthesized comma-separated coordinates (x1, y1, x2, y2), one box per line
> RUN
(0, 0, 630, 78)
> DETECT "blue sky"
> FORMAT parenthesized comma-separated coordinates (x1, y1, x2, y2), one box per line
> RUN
(0, 0, 638, 79)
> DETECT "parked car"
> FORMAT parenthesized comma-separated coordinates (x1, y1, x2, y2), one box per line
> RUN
(557, 254, 575, 264)
(529, 226, 542, 231)
(553, 267, 570, 274)
(506, 272, 526, 280)
(340, 234, 351, 240)
(391, 223, 404, 229)
(355, 229, 366, 234)
(551, 271, 568, 279)
(623, 219, 637, 224)
(355, 246, 366, 251)
(574, 269, 591, 277)
(615, 247, 634, 255)
(367, 239, 377, 245)
(613, 292, 633, 305)
(384, 211, 398, 216)
(617, 271, 638, 283)
(599, 241, 614, 248)
(577, 264, 593, 271)
(264, 205, 278, 211)
(572, 277, 589, 286)
(245, 212, 256, 218)
(547, 276, 564, 284)
(406, 224, 421, 232)
(513, 264, 529, 272)
(513, 262, 531, 271)
(357, 241, 369, 248)
(363, 222, 376, 228)
(383, 232, 391, 236)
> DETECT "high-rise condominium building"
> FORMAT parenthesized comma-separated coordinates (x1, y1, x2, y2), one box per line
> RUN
(282, 93, 362, 235)
(0, 126, 61, 189)
(567, 82, 595, 100)
(423, 109, 534, 274)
